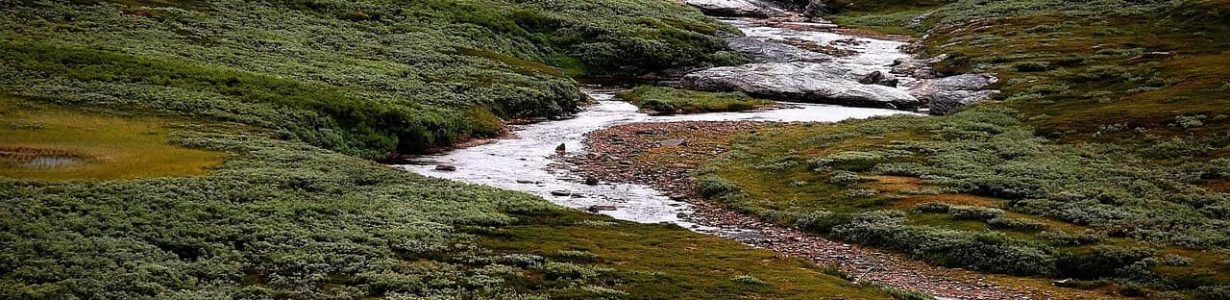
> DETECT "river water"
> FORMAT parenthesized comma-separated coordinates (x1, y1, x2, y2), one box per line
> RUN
(397, 18, 917, 231)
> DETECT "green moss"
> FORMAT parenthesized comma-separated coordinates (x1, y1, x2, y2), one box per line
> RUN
(616, 86, 773, 115)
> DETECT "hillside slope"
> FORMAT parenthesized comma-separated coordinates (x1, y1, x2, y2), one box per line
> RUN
(681, 0, 1230, 298)
(0, 0, 908, 299)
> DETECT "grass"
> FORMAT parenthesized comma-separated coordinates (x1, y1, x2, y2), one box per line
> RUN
(0, 96, 224, 180)
(0, 0, 909, 299)
(477, 209, 896, 299)
(0, 119, 904, 299)
(659, 1, 1230, 298)
(0, 0, 739, 158)
(616, 86, 775, 115)
(690, 106, 1230, 297)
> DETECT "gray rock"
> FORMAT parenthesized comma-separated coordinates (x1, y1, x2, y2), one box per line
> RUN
(658, 138, 690, 147)
(926, 90, 998, 115)
(435, 165, 457, 172)
(890, 55, 944, 79)
(728, 37, 831, 63)
(685, 0, 786, 18)
(550, 190, 572, 196)
(681, 62, 919, 109)
(910, 73, 999, 115)
(858, 71, 899, 87)
(928, 73, 997, 91)
(587, 205, 617, 213)
(584, 176, 600, 186)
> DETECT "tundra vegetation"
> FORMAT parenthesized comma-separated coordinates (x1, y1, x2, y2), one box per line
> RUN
(0, 0, 907, 299)
(691, 0, 1230, 298)
(616, 86, 775, 115)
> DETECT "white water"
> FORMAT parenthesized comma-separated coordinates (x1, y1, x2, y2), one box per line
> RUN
(397, 19, 919, 232)
(397, 90, 912, 231)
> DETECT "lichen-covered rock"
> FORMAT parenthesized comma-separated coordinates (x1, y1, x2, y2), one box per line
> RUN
(685, 0, 786, 18)
(681, 62, 919, 109)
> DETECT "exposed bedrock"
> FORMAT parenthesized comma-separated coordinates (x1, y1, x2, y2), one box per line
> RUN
(680, 62, 920, 109)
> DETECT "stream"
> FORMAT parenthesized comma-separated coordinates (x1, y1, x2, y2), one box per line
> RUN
(399, 17, 919, 232)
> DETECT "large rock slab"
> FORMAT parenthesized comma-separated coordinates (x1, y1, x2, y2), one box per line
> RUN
(680, 62, 920, 109)
(727, 37, 832, 63)
(910, 73, 999, 115)
(685, 0, 786, 18)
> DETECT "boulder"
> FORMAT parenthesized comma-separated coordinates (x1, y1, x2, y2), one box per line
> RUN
(926, 90, 998, 116)
(658, 138, 690, 147)
(728, 37, 831, 63)
(858, 71, 899, 87)
(685, 0, 786, 18)
(910, 73, 999, 115)
(680, 62, 919, 109)
(890, 55, 944, 79)
(587, 205, 617, 213)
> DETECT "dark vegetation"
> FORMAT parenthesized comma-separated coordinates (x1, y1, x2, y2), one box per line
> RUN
(0, 0, 905, 299)
(692, 0, 1230, 298)
(1, 0, 740, 158)
(0, 125, 897, 299)
(616, 86, 774, 115)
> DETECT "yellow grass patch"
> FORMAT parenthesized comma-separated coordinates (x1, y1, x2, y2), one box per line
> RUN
(0, 97, 225, 180)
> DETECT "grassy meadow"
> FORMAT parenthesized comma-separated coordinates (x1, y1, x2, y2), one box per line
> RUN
(0, 0, 909, 299)
(676, 0, 1230, 298)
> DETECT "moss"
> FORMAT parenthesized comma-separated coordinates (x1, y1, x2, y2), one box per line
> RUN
(616, 86, 774, 115)
(0, 97, 224, 180)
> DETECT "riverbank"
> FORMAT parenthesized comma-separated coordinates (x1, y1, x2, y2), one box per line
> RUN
(562, 121, 1127, 300)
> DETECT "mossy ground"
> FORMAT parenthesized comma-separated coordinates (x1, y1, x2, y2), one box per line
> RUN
(477, 210, 895, 299)
(0, 96, 224, 180)
(674, 1, 1230, 298)
(616, 86, 776, 115)
(0, 0, 903, 298)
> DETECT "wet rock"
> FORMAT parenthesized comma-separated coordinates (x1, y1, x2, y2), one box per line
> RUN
(584, 176, 600, 186)
(911, 73, 999, 115)
(516, 179, 537, 184)
(587, 205, 617, 213)
(435, 165, 457, 172)
(685, 0, 785, 18)
(857, 71, 899, 87)
(550, 190, 572, 196)
(681, 62, 919, 109)
(830, 37, 868, 47)
(555, 143, 566, 153)
(658, 138, 690, 147)
(728, 37, 831, 63)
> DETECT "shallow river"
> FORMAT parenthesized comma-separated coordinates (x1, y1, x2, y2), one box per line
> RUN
(397, 18, 919, 232)
(398, 91, 911, 231)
